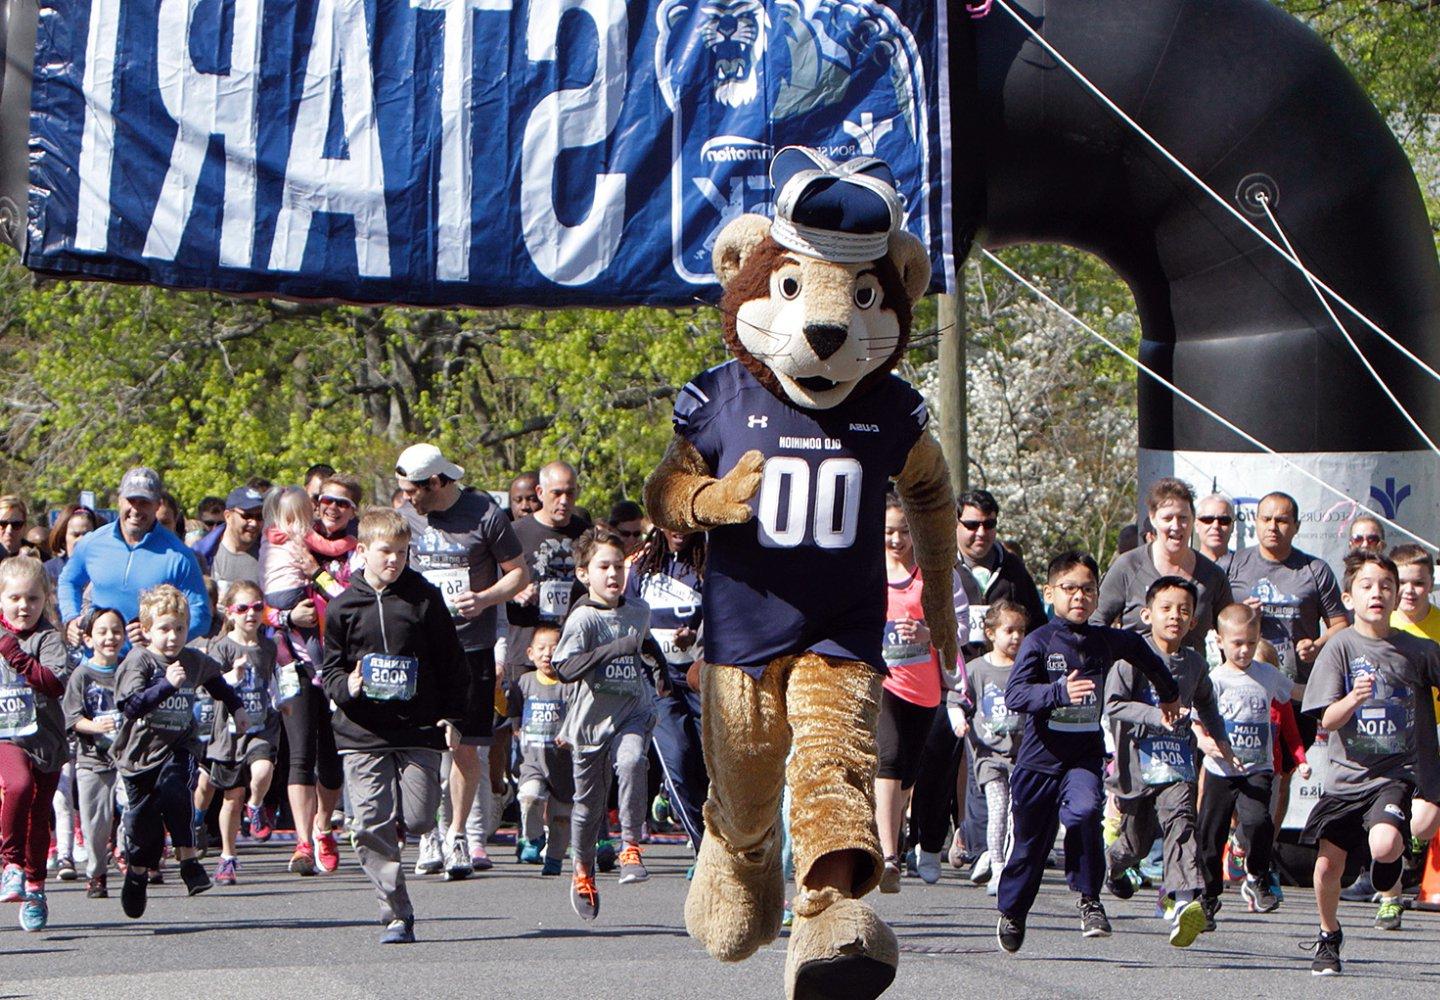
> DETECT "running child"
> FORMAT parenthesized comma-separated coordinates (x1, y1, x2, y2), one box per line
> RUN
(1103, 576, 1234, 949)
(1195, 606, 1299, 925)
(112, 584, 248, 919)
(206, 581, 282, 886)
(1299, 550, 1440, 976)
(510, 624, 573, 876)
(320, 508, 467, 945)
(0, 557, 69, 932)
(951, 599, 1028, 897)
(995, 550, 1181, 953)
(553, 525, 668, 921)
(62, 607, 127, 899)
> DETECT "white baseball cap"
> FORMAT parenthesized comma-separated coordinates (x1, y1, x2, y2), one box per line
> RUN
(395, 444, 464, 483)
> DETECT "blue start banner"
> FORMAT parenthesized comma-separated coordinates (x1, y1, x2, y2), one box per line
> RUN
(24, 0, 954, 308)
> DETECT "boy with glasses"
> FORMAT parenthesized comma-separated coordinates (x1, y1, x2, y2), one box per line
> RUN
(996, 551, 1182, 953)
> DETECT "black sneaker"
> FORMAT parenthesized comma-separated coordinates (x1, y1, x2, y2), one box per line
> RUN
(1078, 896, 1112, 937)
(1241, 875, 1280, 913)
(997, 913, 1026, 953)
(1106, 866, 1140, 900)
(1201, 895, 1221, 932)
(1303, 928, 1343, 977)
(120, 870, 148, 919)
(179, 858, 212, 896)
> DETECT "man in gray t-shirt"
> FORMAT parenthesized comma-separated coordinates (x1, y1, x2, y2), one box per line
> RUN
(209, 486, 264, 595)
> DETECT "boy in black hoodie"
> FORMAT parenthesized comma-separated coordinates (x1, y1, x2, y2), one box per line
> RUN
(320, 508, 467, 945)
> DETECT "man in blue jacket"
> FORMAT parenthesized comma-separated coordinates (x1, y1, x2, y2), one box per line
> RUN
(59, 467, 210, 645)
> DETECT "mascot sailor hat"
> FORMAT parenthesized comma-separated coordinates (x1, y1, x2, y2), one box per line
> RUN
(767, 146, 905, 264)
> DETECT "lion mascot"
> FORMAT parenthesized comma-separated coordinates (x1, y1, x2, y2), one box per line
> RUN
(645, 146, 959, 1000)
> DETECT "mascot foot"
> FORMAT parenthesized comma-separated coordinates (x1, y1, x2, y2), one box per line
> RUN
(684, 831, 784, 961)
(785, 893, 898, 1000)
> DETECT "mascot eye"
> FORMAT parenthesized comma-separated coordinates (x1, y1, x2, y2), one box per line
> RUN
(779, 275, 802, 300)
(854, 286, 878, 309)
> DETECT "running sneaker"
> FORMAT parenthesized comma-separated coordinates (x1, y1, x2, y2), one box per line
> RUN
(215, 857, 238, 886)
(904, 848, 918, 878)
(86, 874, 108, 899)
(1078, 896, 1112, 937)
(947, 830, 967, 869)
(413, 831, 443, 875)
(1374, 897, 1404, 931)
(987, 878, 999, 897)
(1265, 868, 1285, 902)
(380, 917, 415, 944)
(969, 851, 993, 886)
(1107, 866, 1141, 901)
(650, 792, 673, 829)
(444, 834, 472, 882)
(595, 840, 617, 873)
(120, 870, 148, 919)
(1303, 928, 1343, 976)
(0, 863, 24, 903)
(1224, 836, 1246, 881)
(1241, 874, 1280, 913)
(470, 846, 494, 872)
(1339, 871, 1376, 902)
(617, 845, 649, 884)
(916, 849, 943, 885)
(179, 858, 212, 896)
(1201, 895, 1221, 932)
(315, 833, 340, 873)
(1168, 897, 1206, 948)
(147, 869, 164, 886)
(540, 857, 564, 877)
(193, 810, 210, 859)
(18, 891, 47, 932)
(997, 913, 1026, 953)
(571, 873, 600, 921)
(246, 805, 273, 843)
(519, 839, 543, 865)
(289, 842, 317, 876)
(56, 856, 77, 882)
(879, 856, 902, 894)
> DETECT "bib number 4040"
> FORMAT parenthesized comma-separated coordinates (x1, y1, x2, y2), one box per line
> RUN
(756, 457, 863, 550)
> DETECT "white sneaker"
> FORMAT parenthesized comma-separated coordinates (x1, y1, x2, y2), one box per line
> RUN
(947, 830, 967, 869)
(916, 849, 943, 884)
(414, 830, 444, 875)
(443, 833, 472, 881)
(969, 851, 993, 886)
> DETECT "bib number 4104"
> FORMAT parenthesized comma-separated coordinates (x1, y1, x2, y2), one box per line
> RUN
(756, 457, 863, 550)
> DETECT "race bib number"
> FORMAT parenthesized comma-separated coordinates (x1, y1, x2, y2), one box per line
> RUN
(94, 709, 123, 751)
(652, 628, 696, 666)
(229, 672, 270, 734)
(521, 699, 563, 749)
(1224, 720, 1270, 768)
(538, 579, 574, 622)
(0, 682, 37, 739)
(1138, 733, 1196, 785)
(967, 604, 990, 640)
(882, 620, 930, 670)
(979, 683, 1019, 737)
(362, 654, 419, 702)
(276, 663, 303, 704)
(1046, 654, 1100, 732)
(154, 686, 196, 735)
(423, 566, 471, 617)
(595, 656, 643, 697)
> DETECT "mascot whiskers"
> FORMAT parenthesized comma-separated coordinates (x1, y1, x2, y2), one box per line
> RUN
(645, 146, 959, 1000)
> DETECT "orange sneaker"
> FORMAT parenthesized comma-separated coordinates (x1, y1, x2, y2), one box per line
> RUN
(288, 841, 316, 876)
(617, 844, 649, 885)
(570, 872, 600, 921)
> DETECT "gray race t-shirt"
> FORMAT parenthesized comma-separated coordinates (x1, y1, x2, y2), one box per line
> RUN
(1105, 639, 1225, 796)
(62, 660, 120, 772)
(554, 598, 656, 752)
(210, 541, 261, 593)
(959, 654, 1018, 784)
(1204, 659, 1295, 777)
(504, 514, 588, 672)
(205, 636, 280, 763)
(402, 488, 522, 652)
(0, 627, 71, 773)
(1092, 545, 1232, 650)
(112, 646, 225, 776)
(1226, 546, 1346, 683)
(1301, 628, 1440, 798)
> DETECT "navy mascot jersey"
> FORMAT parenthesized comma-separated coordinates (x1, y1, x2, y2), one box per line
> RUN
(674, 360, 928, 677)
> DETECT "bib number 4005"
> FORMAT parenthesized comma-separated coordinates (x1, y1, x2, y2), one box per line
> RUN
(756, 457, 863, 550)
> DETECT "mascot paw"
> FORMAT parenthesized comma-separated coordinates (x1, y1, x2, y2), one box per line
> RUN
(785, 897, 898, 1000)
(693, 450, 765, 527)
(684, 829, 785, 961)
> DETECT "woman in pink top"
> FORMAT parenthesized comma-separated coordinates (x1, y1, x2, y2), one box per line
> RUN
(876, 494, 948, 892)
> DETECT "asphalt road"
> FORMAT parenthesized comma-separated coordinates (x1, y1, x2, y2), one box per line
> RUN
(1, 839, 1436, 999)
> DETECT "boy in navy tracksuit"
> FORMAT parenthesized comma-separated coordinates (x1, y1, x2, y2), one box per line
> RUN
(996, 551, 1181, 953)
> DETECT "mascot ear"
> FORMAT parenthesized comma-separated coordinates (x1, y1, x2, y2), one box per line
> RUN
(713, 214, 774, 289)
(888, 230, 932, 302)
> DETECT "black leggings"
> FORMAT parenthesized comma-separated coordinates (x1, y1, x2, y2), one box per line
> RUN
(876, 689, 937, 788)
(281, 678, 342, 789)
(1197, 771, 1275, 896)
(908, 703, 967, 853)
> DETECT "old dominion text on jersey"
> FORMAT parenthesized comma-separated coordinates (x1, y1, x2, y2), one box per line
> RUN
(674, 360, 927, 677)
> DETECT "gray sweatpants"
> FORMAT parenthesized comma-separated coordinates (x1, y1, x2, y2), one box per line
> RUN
(1107, 779, 1202, 897)
(570, 715, 652, 869)
(76, 767, 118, 880)
(342, 749, 442, 923)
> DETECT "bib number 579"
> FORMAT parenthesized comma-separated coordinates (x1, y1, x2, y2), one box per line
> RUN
(756, 457, 863, 549)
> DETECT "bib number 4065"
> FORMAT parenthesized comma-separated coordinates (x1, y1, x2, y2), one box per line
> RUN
(756, 457, 863, 550)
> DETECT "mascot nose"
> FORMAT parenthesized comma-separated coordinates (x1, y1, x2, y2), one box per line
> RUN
(804, 323, 848, 361)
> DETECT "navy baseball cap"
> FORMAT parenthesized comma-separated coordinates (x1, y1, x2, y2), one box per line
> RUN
(225, 486, 265, 512)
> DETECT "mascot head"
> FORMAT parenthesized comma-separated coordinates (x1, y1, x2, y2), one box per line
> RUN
(713, 146, 931, 411)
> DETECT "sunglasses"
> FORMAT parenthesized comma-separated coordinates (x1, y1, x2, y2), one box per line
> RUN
(318, 494, 356, 509)
(227, 601, 265, 614)
(1351, 533, 1382, 545)
(617, 529, 644, 539)
(959, 518, 997, 531)
(0, 520, 23, 529)
(201, 518, 224, 529)
(1197, 515, 1234, 526)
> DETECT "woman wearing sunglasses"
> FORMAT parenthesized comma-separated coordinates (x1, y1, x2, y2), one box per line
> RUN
(1092, 478, 1233, 651)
